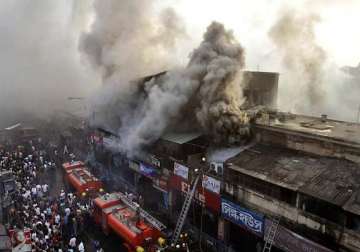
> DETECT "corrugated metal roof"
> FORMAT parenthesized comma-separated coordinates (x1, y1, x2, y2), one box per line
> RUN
(299, 159, 360, 206)
(161, 132, 202, 144)
(227, 144, 360, 208)
(207, 142, 255, 162)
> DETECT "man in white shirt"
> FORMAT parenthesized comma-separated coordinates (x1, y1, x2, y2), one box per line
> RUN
(78, 241, 85, 252)
(65, 207, 71, 216)
(60, 190, 66, 201)
(23, 190, 31, 199)
(31, 187, 37, 197)
(42, 184, 48, 194)
(55, 214, 61, 224)
(69, 236, 76, 248)
(35, 206, 41, 216)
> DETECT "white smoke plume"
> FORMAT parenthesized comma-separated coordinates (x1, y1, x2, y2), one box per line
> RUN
(83, 15, 249, 156)
(336, 62, 360, 121)
(0, 0, 97, 127)
(80, 0, 187, 83)
(341, 62, 360, 78)
(269, 8, 327, 111)
(80, 0, 189, 155)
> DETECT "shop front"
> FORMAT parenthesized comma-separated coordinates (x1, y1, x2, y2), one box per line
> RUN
(221, 198, 264, 251)
(170, 172, 221, 241)
(264, 219, 333, 252)
(152, 175, 171, 213)
(136, 162, 162, 211)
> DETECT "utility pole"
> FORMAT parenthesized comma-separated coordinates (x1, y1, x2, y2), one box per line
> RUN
(357, 105, 360, 123)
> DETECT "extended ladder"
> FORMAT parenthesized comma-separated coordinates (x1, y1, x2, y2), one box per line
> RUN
(171, 173, 201, 245)
(262, 216, 280, 252)
(118, 192, 167, 231)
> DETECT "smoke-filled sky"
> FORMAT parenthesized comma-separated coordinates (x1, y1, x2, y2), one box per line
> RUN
(0, 0, 99, 125)
(0, 0, 360, 128)
(171, 0, 360, 68)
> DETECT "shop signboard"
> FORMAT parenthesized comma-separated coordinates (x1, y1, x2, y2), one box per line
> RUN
(264, 219, 333, 252)
(181, 181, 206, 205)
(148, 155, 161, 167)
(103, 137, 117, 149)
(221, 198, 264, 237)
(174, 162, 189, 180)
(128, 160, 140, 173)
(170, 175, 221, 212)
(102, 137, 111, 145)
(139, 162, 158, 178)
(202, 175, 221, 194)
(91, 134, 102, 144)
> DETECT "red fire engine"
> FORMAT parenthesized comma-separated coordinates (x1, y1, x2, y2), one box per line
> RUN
(62, 161, 85, 174)
(62, 160, 197, 251)
(62, 161, 165, 251)
(66, 167, 103, 196)
(93, 192, 166, 251)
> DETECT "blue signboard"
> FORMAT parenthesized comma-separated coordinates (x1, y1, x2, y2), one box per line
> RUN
(139, 162, 158, 178)
(221, 198, 264, 236)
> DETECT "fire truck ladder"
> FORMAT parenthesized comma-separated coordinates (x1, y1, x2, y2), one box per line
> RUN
(171, 173, 201, 245)
(262, 216, 281, 252)
(118, 193, 167, 231)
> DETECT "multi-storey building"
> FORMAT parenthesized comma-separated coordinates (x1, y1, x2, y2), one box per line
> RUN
(92, 71, 360, 252)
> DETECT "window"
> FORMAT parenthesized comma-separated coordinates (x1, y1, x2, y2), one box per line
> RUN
(300, 194, 345, 226)
(346, 213, 360, 231)
(235, 172, 296, 205)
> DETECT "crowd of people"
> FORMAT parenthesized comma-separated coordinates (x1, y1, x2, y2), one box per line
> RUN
(0, 139, 104, 252)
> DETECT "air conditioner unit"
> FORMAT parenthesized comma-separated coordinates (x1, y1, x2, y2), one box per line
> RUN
(210, 162, 216, 172)
(210, 162, 224, 176)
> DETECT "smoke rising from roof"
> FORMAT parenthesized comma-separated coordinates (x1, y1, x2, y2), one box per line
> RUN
(83, 15, 250, 155)
(190, 22, 249, 144)
(79, 0, 187, 83)
(80, 0, 190, 155)
(269, 9, 327, 110)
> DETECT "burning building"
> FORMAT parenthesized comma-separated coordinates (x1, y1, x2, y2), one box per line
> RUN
(89, 65, 360, 252)
(84, 15, 360, 252)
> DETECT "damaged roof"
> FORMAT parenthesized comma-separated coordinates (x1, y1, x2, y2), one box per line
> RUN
(227, 144, 360, 214)
(299, 158, 360, 206)
(256, 113, 360, 147)
(207, 142, 256, 163)
(227, 144, 327, 191)
(161, 132, 202, 144)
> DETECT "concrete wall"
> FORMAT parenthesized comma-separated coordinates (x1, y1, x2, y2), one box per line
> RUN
(255, 127, 360, 164)
(243, 71, 279, 109)
(224, 182, 360, 251)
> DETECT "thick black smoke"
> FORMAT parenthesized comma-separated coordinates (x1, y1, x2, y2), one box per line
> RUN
(189, 22, 249, 144)
(82, 16, 250, 156)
